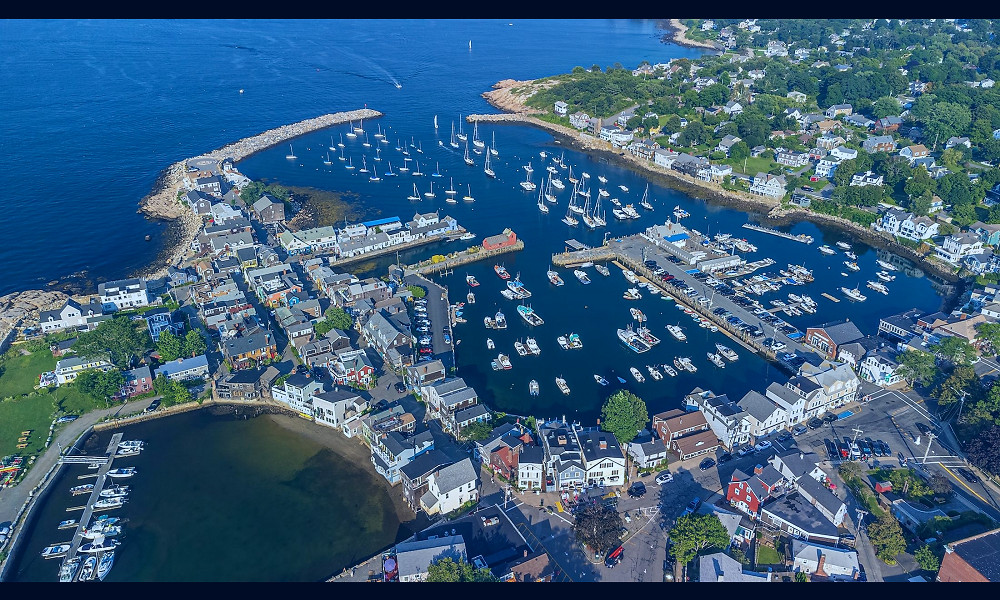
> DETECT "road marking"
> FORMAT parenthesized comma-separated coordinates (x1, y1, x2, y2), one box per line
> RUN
(941, 464, 992, 505)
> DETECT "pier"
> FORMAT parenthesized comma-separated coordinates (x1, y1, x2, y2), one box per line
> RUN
(741, 223, 814, 244)
(59, 432, 123, 575)
(405, 239, 524, 276)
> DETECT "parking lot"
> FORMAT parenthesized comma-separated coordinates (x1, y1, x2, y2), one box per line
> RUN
(403, 273, 454, 370)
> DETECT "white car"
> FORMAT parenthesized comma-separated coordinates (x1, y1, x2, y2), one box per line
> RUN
(655, 471, 673, 485)
(754, 441, 772, 453)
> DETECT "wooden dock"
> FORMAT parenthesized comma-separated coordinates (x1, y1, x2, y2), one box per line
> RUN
(820, 293, 841, 302)
(407, 239, 524, 275)
(60, 432, 123, 576)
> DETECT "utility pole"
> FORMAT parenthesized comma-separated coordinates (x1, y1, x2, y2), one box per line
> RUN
(949, 386, 968, 423)
(922, 432, 938, 464)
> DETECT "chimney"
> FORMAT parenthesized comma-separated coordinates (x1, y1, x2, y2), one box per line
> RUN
(800, 452, 805, 460)
(523, 549, 528, 558)
(753, 464, 764, 475)
(717, 574, 724, 582)
(814, 554, 827, 578)
(599, 438, 608, 450)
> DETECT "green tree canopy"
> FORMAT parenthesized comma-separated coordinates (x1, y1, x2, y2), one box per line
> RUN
(914, 545, 940, 573)
(896, 349, 937, 386)
(729, 140, 750, 161)
(315, 307, 354, 337)
(668, 513, 730, 567)
(74, 316, 151, 369)
(867, 513, 907, 565)
(573, 503, 623, 556)
(975, 322, 1000, 352)
(156, 329, 183, 362)
(183, 329, 207, 357)
(872, 96, 902, 119)
(931, 336, 978, 367)
(239, 181, 290, 206)
(461, 420, 494, 442)
(425, 557, 496, 582)
(406, 285, 427, 299)
(933, 365, 981, 408)
(154, 374, 194, 408)
(600, 390, 648, 444)
(75, 369, 125, 406)
(966, 425, 1000, 475)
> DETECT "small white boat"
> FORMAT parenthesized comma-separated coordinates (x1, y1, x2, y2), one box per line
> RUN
(844, 261, 860, 272)
(630, 367, 645, 383)
(876, 270, 896, 282)
(486, 338, 495, 350)
(59, 556, 81, 582)
(79, 537, 120, 554)
(78, 556, 97, 581)
(526, 337, 541, 355)
(93, 497, 125, 511)
(716, 344, 739, 361)
(96, 550, 115, 581)
(556, 377, 571, 395)
(667, 325, 687, 341)
(574, 269, 591, 284)
(662, 364, 678, 377)
(623, 288, 641, 300)
(41, 543, 71, 559)
(841, 286, 867, 302)
(106, 467, 136, 479)
(594, 374, 609, 386)
(836, 241, 852, 250)
(867, 280, 889, 295)
(285, 144, 297, 160)
(876, 259, 898, 271)
(708, 352, 726, 368)
(647, 365, 663, 380)
(514, 341, 528, 356)
(529, 380, 539, 396)
(818, 245, 836, 255)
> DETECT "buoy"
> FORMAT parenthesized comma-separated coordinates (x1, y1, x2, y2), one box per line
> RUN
(239, 89, 244, 94)
(144, 235, 152, 241)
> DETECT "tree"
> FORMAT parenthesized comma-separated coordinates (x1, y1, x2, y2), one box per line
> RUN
(74, 316, 151, 369)
(573, 503, 623, 556)
(76, 369, 125, 406)
(934, 365, 981, 408)
(325, 307, 354, 330)
(668, 513, 730, 567)
(896, 349, 937, 386)
(872, 96, 901, 119)
(159, 378, 194, 408)
(461, 421, 494, 442)
(929, 473, 953, 497)
(915, 545, 941, 573)
(626, 115, 643, 130)
(425, 557, 496, 582)
(909, 190, 933, 216)
(729, 140, 750, 161)
(867, 513, 907, 565)
(600, 390, 648, 444)
(156, 329, 183, 362)
(932, 336, 978, 367)
(183, 329, 207, 357)
(406, 285, 426, 299)
(966, 425, 1000, 475)
(976, 322, 1000, 352)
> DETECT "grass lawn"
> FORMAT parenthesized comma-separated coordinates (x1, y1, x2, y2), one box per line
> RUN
(724, 156, 778, 176)
(0, 393, 54, 457)
(0, 349, 57, 398)
(755, 544, 782, 566)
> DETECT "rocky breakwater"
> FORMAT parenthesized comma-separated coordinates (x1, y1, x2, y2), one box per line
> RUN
(137, 108, 382, 280)
(0, 290, 69, 350)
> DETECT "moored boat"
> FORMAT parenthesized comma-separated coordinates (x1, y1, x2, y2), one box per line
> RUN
(78, 556, 97, 581)
(594, 374, 609, 386)
(495, 264, 510, 280)
(517, 304, 544, 326)
(497, 354, 512, 370)
(667, 325, 687, 341)
(494, 311, 507, 329)
(70, 484, 94, 495)
(529, 380, 539, 396)
(96, 550, 115, 581)
(663, 364, 678, 377)
(818, 245, 836, 255)
(866, 280, 889, 295)
(556, 377, 571, 395)
(623, 288, 641, 300)
(106, 467, 135, 479)
(574, 269, 591, 284)
(547, 268, 565, 286)
(841, 286, 867, 302)
(630, 367, 645, 383)
(41, 543, 71, 559)
(595, 264, 610, 276)
(526, 337, 541, 355)
(708, 352, 726, 368)
(647, 365, 663, 380)
(715, 344, 739, 361)
(466, 274, 480, 287)
(59, 556, 81, 582)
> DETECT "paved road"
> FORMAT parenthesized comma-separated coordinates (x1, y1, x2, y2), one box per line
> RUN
(0, 398, 150, 530)
(403, 273, 454, 370)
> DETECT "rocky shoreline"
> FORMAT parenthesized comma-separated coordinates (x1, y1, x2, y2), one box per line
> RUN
(474, 84, 966, 305)
(659, 19, 723, 51)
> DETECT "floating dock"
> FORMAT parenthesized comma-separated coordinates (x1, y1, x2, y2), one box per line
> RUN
(59, 432, 123, 575)
(742, 223, 814, 244)
(820, 293, 841, 302)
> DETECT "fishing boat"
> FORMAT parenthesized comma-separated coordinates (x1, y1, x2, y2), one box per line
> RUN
(876, 259, 898, 271)
(557, 336, 569, 350)
(716, 344, 739, 361)
(867, 280, 889, 295)
(622, 269, 640, 284)
(96, 550, 115, 581)
(497, 354, 512, 370)
(573, 269, 591, 284)
(507, 274, 531, 298)
(708, 353, 726, 368)
(680, 357, 697, 373)
(556, 377, 571, 395)
(70, 484, 94, 495)
(59, 556, 81, 582)
(520, 169, 536, 191)
(647, 365, 663, 380)
(623, 288, 641, 300)
(106, 467, 136, 479)
(841, 286, 868, 302)
(547, 268, 564, 286)
(667, 325, 687, 341)
(567, 333, 582, 348)
(494, 311, 507, 329)
(285, 144, 297, 160)
(517, 304, 544, 326)
(484, 337, 494, 351)
(639, 184, 654, 210)
(464, 143, 474, 166)
(630, 307, 645, 321)
(595, 264, 610, 276)
(630, 367, 646, 383)
(495, 264, 510, 280)
(529, 380, 539, 396)
(818, 245, 836, 255)
(514, 341, 528, 356)
(594, 374, 609, 386)
(617, 326, 652, 353)
(466, 291, 476, 305)
(407, 183, 420, 201)
(526, 337, 541, 355)
(459, 232, 476, 240)
(844, 260, 860, 271)
(663, 364, 678, 377)
(876, 270, 896, 282)
(41, 543, 70, 559)
(836, 241, 852, 250)
(466, 274, 480, 287)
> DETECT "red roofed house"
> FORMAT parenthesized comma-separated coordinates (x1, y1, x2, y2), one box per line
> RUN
(727, 463, 787, 516)
(490, 445, 519, 480)
(482, 228, 517, 251)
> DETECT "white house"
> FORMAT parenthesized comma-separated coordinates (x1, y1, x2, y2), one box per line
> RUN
(578, 429, 627, 487)
(815, 158, 840, 179)
(688, 389, 753, 451)
(874, 208, 938, 241)
(98, 278, 149, 312)
(825, 104, 853, 118)
(723, 101, 743, 116)
(716, 135, 742, 156)
(569, 111, 590, 130)
(749, 172, 787, 198)
(39, 299, 105, 333)
(792, 540, 860, 581)
(270, 373, 324, 414)
(153, 355, 210, 382)
(516, 446, 545, 491)
(935, 232, 984, 264)
(554, 101, 568, 116)
(946, 136, 972, 149)
(858, 351, 902, 387)
(829, 145, 858, 161)
(420, 457, 479, 515)
(776, 151, 809, 167)
(55, 355, 113, 385)
(654, 148, 680, 169)
(850, 171, 884, 187)
(737, 391, 788, 439)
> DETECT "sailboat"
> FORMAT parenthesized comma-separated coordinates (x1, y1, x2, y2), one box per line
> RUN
(329, 136, 337, 151)
(385, 161, 397, 176)
(432, 162, 443, 177)
(374, 147, 382, 161)
(446, 177, 457, 196)
(464, 143, 474, 166)
(472, 120, 485, 149)
(397, 159, 409, 173)
(463, 184, 475, 202)
(359, 156, 369, 173)
(337, 134, 345, 148)
(345, 122, 357, 139)
(593, 195, 607, 227)
(369, 165, 380, 182)
(407, 184, 420, 201)
(345, 156, 355, 170)
(545, 176, 557, 203)
(582, 196, 598, 229)
(484, 150, 495, 178)
(450, 122, 460, 149)
(374, 123, 385, 139)
(490, 132, 498, 156)
(537, 187, 549, 213)
(434, 115, 438, 130)
(520, 169, 536, 191)
(338, 147, 346, 161)
(568, 166, 578, 184)
(323, 152, 332, 165)
(562, 200, 579, 226)
(412, 159, 424, 176)
(424, 181, 436, 199)
(639, 184, 654, 210)
(354, 118, 364, 133)
(362, 133, 371, 148)
(417, 140, 424, 154)
(285, 144, 297, 160)
(457, 115, 468, 142)
(524, 161, 533, 174)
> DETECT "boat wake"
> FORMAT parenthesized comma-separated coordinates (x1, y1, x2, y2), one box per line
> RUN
(330, 47, 402, 89)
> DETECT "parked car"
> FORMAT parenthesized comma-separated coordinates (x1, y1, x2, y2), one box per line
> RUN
(655, 471, 674, 485)
(681, 496, 701, 516)
(777, 431, 792, 442)
(754, 441, 772, 453)
(826, 440, 838, 459)
(144, 399, 160, 413)
(916, 422, 931, 435)
(55, 415, 79, 424)
(605, 545, 624, 568)
(718, 453, 733, 465)
(958, 468, 981, 484)
(699, 458, 716, 471)
(738, 445, 755, 457)
(628, 481, 647, 498)
(879, 440, 891, 455)
(793, 424, 808, 436)
(808, 417, 825, 430)
(481, 515, 500, 526)
(394, 382, 407, 393)
(823, 413, 838, 423)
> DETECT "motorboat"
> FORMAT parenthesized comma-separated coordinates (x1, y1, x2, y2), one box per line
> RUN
(845, 251, 857, 260)
(96, 550, 115, 581)
(594, 374, 609, 386)
(59, 556, 81, 582)
(79, 537, 120, 554)
(526, 338, 541, 355)
(547, 268, 565, 286)
(623, 288, 641, 300)
(556, 377, 571, 395)
(517, 304, 544, 326)
(70, 484, 94, 495)
(679, 357, 697, 373)
(620, 185, 629, 192)
(106, 467, 135, 479)
(82, 524, 122, 540)
(818, 245, 836, 255)
(78, 556, 97, 581)
(716, 344, 739, 361)
(647, 365, 663, 380)
(116, 446, 141, 457)
(667, 325, 687, 341)
(99, 485, 129, 498)
(58, 519, 78, 530)
(118, 440, 143, 450)
(497, 354, 512, 370)
(876, 270, 896, 282)
(622, 269, 639, 284)
(841, 286, 867, 302)
(466, 274, 480, 287)
(663, 364, 678, 377)
(514, 341, 528, 356)
(494, 311, 507, 329)
(631, 307, 645, 321)
(574, 269, 591, 284)
(630, 367, 645, 383)
(617, 326, 652, 353)
(486, 338, 495, 350)
(495, 264, 510, 280)
(41, 543, 71, 559)
(708, 353, 726, 368)
(867, 280, 889, 295)
(876, 259, 898, 271)
(93, 496, 125, 510)
(529, 380, 539, 396)
(567, 333, 583, 349)
(557, 336, 569, 350)
(844, 261, 860, 271)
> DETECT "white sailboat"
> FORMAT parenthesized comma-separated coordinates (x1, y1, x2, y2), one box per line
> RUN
(545, 176, 557, 203)
(362, 133, 371, 148)
(484, 150, 495, 178)
(568, 166, 578, 184)
(457, 115, 468, 142)
(639, 184, 654, 210)
(582, 196, 598, 229)
(472, 120, 485, 149)
(432, 161, 443, 177)
(412, 159, 423, 176)
(374, 147, 382, 161)
(464, 143, 474, 166)
(490, 131, 498, 156)
(434, 115, 438, 129)
(345, 122, 357, 139)
(359, 156, 369, 173)
(562, 200, 579, 226)
(354, 118, 364, 133)
(424, 181, 436, 199)
(337, 133, 345, 148)
(463, 184, 475, 202)
(285, 144, 296, 160)
(520, 169, 536, 191)
(338, 147, 346, 161)
(446, 177, 457, 195)
(537, 187, 549, 213)
(593, 195, 607, 227)
(407, 184, 420, 201)
(329, 136, 337, 151)
(450, 122, 460, 149)
(345, 156, 355, 170)
(323, 152, 332, 165)
(385, 161, 396, 176)
(369, 165, 380, 182)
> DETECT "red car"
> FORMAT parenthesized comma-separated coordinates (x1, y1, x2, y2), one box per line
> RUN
(660, 274, 675, 281)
